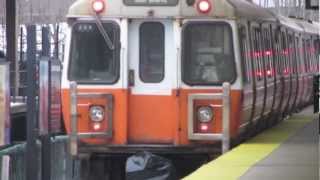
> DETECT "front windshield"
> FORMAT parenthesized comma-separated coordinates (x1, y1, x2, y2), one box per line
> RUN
(182, 22, 236, 85)
(68, 22, 120, 84)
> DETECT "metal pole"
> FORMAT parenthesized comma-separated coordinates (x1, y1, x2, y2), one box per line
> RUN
(70, 81, 78, 157)
(41, 135, 51, 180)
(5, 0, 16, 99)
(26, 25, 39, 180)
(42, 26, 50, 57)
(54, 24, 60, 59)
(222, 82, 231, 154)
(39, 58, 52, 180)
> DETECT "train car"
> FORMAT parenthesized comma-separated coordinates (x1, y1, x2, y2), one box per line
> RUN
(61, 0, 319, 157)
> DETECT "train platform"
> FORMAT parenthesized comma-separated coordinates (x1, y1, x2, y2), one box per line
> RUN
(184, 107, 318, 180)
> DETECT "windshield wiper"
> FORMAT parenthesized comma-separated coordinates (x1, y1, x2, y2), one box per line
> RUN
(94, 14, 115, 50)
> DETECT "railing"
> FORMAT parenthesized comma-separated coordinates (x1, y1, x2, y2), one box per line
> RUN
(0, 137, 81, 180)
(187, 82, 231, 154)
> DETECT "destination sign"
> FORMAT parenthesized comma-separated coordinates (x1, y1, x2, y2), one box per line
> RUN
(124, 0, 178, 6)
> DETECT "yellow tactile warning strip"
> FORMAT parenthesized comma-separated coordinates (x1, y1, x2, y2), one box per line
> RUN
(183, 114, 316, 180)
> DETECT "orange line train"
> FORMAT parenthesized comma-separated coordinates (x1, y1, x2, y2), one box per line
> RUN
(61, 0, 320, 156)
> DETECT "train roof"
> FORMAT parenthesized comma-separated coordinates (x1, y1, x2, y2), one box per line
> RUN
(67, 0, 318, 36)
(277, 15, 304, 32)
(67, 0, 276, 21)
(227, 0, 276, 22)
(293, 19, 319, 35)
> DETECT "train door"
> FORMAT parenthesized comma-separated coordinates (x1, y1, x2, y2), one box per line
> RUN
(272, 27, 283, 117)
(287, 33, 299, 113)
(295, 35, 304, 108)
(127, 20, 178, 144)
(279, 29, 290, 115)
(291, 34, 301, 111)
(250, 23, 266, 122)
(305, 38, 314, 103)
(238, 23, 254, 130)
(283, 32, 295, 114)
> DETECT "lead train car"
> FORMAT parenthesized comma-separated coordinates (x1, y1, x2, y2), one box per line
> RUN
(61, 0, 320, 156)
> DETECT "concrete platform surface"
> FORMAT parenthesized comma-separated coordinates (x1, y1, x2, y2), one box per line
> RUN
(240, 119, 318, 180)
(184, 107, 318, 180)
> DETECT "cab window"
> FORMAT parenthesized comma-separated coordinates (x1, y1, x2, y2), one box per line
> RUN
(182, 22, 236, 85)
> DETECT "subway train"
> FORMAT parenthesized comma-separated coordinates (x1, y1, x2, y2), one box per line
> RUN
(61, 0, 320, 156)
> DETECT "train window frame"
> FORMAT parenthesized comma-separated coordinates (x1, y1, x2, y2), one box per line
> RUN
(123, 0, 179, 6)
(139, 22, 165, 83)
(181, 21, 237, 86)
(67, 21, 121, 85)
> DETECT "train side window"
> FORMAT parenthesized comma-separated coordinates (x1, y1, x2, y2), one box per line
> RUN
(263, 28, 273, 78)
(310, 38, 317, 72)
(288, 34, 295, 74)
(306, 39, 311, 72)
(308, 39, 314, 72)
(238, 26, 251, 83)
(302, 39, 309, 72)
(273, 29, 281, 76)
(281, 31, 288, 75)
(139, 22, 165, 83)
(252, 27, 263, 81)
(292, 36, 299, 74)
(313, 37, 320, 73)
(258, 29, 264, 80)
(296, 37, 303, 74)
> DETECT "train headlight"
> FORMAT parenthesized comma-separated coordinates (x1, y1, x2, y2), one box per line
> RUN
(197, 106, 213, 123)
(89, 106, 105, 122)
(92, 0, 105, 14)
(196, 0, 212, 14)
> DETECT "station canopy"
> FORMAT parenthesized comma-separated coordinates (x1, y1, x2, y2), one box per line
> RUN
(0, 0, 75, 24)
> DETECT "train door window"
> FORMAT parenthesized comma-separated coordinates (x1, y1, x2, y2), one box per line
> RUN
(306, 39, 311, 72)
(307, 39, 312, 72)
(314, 38, 320, 71)
(309, 39, 312, 72)
(287, 34, 294, 74)
(139, 22, 165, 83)
(281, 31, 288, 75)
(272, 28, 281, 76)
(296, 37, 304, 74)
(310, 38, 317, 72)
(302, 39, 309, 72)
(292, 35, 299, 74)
(238, 25, 251, 83)
(263, 28, 273, 78)
(251, 27, 263, 81)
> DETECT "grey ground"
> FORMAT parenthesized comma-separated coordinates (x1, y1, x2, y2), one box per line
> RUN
(240, 114, 319, 180)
